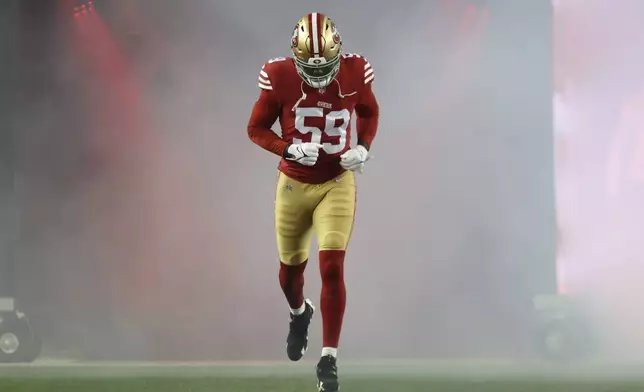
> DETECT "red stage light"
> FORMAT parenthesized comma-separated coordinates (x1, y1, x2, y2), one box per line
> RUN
(72, 1, 95, 17)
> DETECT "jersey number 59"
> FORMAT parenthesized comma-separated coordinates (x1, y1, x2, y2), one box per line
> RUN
(294, 107, 350, 155)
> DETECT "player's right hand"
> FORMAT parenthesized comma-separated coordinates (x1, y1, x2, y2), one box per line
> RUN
(285, 143, 323, 166)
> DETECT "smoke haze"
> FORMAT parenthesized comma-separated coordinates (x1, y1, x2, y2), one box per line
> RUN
(7, 0, 580, 363)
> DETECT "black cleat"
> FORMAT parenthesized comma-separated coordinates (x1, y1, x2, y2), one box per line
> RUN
(316, 355, 339, 392)
(286, 299, 315, 361)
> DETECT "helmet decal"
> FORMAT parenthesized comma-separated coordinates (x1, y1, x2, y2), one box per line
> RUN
(291, 25, 299, 48)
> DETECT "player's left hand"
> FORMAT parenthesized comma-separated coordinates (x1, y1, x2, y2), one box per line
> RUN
(340, 145, 370, 173)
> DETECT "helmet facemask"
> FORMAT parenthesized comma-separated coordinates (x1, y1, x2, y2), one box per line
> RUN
(294, 55, 340, 89)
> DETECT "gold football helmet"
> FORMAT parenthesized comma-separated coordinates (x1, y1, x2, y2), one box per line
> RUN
(290, 13, 342, 88)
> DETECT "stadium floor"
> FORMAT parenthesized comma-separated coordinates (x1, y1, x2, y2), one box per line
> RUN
(1, 360, 643, 392)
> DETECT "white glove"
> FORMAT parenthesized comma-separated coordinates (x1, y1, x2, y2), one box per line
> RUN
(285, 143, 323, 166)
(340, 145, 370, 172)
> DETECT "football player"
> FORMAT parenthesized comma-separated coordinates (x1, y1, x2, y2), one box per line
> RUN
(247, 12, 379, 392)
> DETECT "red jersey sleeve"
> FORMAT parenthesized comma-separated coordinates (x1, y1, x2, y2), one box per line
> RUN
(354, 57, 379, 150)
(247, 63, 289, 157)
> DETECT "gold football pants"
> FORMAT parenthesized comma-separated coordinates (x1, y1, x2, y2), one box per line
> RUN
(275, 170, 356, 265)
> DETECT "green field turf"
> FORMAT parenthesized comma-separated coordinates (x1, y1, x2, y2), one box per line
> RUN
(2, 377, 644, 392)
(1, 361, 643, 392)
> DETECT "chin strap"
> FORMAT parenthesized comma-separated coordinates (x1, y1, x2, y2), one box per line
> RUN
(334, 78, 356, 99)
(291, 81, 307, 112)
(291, 78, 357, 112)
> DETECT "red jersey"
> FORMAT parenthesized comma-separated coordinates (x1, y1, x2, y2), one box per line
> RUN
(247, 54, 379, 184)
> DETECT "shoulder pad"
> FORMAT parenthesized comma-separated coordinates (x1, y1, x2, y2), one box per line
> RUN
(343, 53, 374, 85)
(257, 57, 289, 91)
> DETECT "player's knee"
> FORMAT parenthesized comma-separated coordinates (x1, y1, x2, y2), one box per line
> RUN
(320, 260, 342, 282)
(319, 250, 345, 283)
(318, 231, 348, 251)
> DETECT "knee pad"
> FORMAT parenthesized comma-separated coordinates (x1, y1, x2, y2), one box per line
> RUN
(318, 231, 348, 251)
(280, 250, 310, 265)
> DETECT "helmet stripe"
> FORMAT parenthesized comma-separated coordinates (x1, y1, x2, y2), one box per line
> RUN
(310, 12, 320, 57)
(316, 13, 324, 54)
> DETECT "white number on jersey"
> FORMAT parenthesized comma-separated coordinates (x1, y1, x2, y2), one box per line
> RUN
(293, 108, 350, 155)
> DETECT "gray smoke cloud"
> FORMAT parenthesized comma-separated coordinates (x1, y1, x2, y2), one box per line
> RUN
(13, 0, 559, 362)
(554, 0, 644, 362)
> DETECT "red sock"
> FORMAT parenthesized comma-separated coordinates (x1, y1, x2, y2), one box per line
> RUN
(319, 250, 347, 348)
(279, 261, 307, 310)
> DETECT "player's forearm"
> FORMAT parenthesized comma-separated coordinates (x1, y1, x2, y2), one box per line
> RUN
(355, 89, 379, 150)
(248, 126, 289, 157)
(247, 89, 288, 157)
(356, 116, 378, 150)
